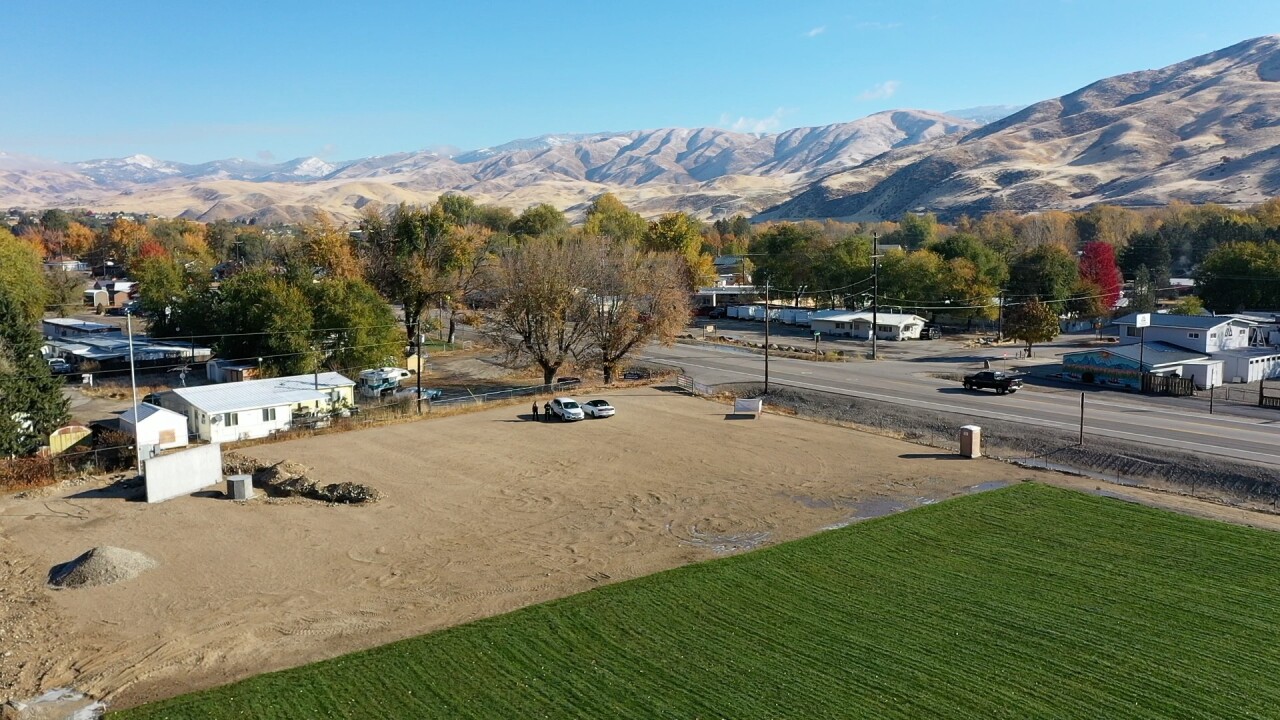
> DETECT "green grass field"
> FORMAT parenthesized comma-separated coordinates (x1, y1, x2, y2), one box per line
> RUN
(113, 484, 1280, 719)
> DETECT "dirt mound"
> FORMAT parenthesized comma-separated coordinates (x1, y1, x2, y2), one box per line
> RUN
(221, 452, 259, 476)
(253, 461, 381, 504)
(48, 546, 156, 589)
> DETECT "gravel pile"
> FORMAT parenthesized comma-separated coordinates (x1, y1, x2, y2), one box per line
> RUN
(221, 451, 260, 475)
(48, 546, 156, 589)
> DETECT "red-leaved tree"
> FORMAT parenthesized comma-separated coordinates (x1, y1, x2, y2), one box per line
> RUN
(1078, 241, 1122, 310)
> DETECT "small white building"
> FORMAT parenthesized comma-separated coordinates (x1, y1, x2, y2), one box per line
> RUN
(1112, 313, 1253, 354)
(119, 403, 189, 453)
(809, 310, 928, 341)
(1216, 348, 1280, 384)
(157, 372, 356, 443)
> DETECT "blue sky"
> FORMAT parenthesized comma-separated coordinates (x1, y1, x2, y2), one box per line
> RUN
(5, 0, 1278, 163)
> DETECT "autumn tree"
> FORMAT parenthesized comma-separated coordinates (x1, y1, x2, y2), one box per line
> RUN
(297, 218, 363, 281)
(1005, 298, 1060, 357)
(645, 212, 715, 288)
(0, 227, 49, 323)
(1075, 205, 1143, 247)
(360, 204, 455, 343)
(63, 222, 96, 257)
(1016, 210, 1078, 251)
(0, 285, 69, 456)
(45, 268, 83, 317)
(485, 237, 592, 385)
(578, 237, 688, 383)
(583, 193, 646, 244)
(1078, 241, 1123, 310)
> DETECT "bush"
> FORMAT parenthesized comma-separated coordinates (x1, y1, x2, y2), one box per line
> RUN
(0, 456, 57, 492)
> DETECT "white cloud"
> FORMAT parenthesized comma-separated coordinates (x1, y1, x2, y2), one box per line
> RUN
(857, 80, 901, 101)
(805, 26, 826, 38)
(719, 107, 790, 134)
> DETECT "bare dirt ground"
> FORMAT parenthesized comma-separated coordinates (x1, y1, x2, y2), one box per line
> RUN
(0, 386, 1039, 711)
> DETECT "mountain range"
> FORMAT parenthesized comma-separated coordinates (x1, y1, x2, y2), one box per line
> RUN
(4, 35, 1280, 224)
(0, 110, 975, 224)
(761, 35, 1280, 221)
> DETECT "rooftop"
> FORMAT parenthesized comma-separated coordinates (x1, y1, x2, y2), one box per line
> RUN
(167, 372, 354, 414)
(1112, 312, 1251, 330)
(43, 318, 119, 332)
(810, 310, 926, 325)
(1069, 341, 1209, 368)
(121, 402, 186, 425)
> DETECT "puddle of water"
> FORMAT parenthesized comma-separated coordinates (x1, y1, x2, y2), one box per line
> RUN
(785, 493, 859, 510)
(967, 481, 1011, 493)
(8, 689, 105, 719)
(1012, 458, 1142, 487)
(666, 520, 772, 554)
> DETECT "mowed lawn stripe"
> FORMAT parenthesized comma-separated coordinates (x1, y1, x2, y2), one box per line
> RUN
(113, 484, 1280, 719)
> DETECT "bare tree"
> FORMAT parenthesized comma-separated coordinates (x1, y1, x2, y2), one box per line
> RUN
(579, 237, 688, 383)
(485, 237, 593, 385)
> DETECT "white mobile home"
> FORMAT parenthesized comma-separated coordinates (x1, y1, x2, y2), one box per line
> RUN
(809, 311, 927, 341)
(157, 372, 356, 443)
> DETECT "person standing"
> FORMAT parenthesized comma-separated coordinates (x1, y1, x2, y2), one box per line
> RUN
(544, 401, 552, 422)
(532, 401, 540, 422)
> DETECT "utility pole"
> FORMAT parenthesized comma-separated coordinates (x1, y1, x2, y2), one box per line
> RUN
(997, 289, 1005, 342)
(764, 279, 771, 393)
(126, 314, 142, 477)
(415, 320, 424, 415)
(872, 232, 881, 360)
(1079, 393, 1085, 446)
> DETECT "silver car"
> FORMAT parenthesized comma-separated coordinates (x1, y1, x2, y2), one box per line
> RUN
(550, 397, 585, 421)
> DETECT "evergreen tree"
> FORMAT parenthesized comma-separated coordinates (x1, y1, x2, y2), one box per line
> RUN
(0, 286, 70, 456)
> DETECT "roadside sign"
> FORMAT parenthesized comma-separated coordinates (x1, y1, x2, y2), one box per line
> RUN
(1135, 313, 1151, 328)
(813, 331, 821, 339)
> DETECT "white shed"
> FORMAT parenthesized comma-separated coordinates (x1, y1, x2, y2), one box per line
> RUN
(120, 403, 189, 452)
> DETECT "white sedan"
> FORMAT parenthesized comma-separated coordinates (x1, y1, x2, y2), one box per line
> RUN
(582, 399, 615, 418)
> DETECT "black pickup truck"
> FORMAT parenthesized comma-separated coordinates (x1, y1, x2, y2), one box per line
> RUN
(963, 370, 1023, 394)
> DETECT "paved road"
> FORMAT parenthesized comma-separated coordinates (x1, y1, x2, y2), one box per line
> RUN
(642, 342, 1280, 466)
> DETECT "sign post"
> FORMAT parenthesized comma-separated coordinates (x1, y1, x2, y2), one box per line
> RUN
(1135, 313, 1150, 379)
(813, 331, 821, 354)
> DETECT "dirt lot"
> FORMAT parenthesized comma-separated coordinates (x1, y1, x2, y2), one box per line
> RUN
(0, 388, 1097, 710)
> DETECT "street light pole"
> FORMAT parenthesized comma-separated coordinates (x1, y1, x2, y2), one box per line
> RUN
(415, 320, 424, 415)
(764, 279, 771, 393)
(126, 314, 142, 477)
(872, 232, 880, 360)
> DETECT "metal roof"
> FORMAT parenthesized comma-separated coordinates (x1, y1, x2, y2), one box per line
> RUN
(1112, 312, 1250, 330)
(810, 310, 927, 326)
(167, 372, 354, 414)
(43, 318, 119, 332)
(121, 402, 186, 425)
(1067, 342, 1209, 368)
